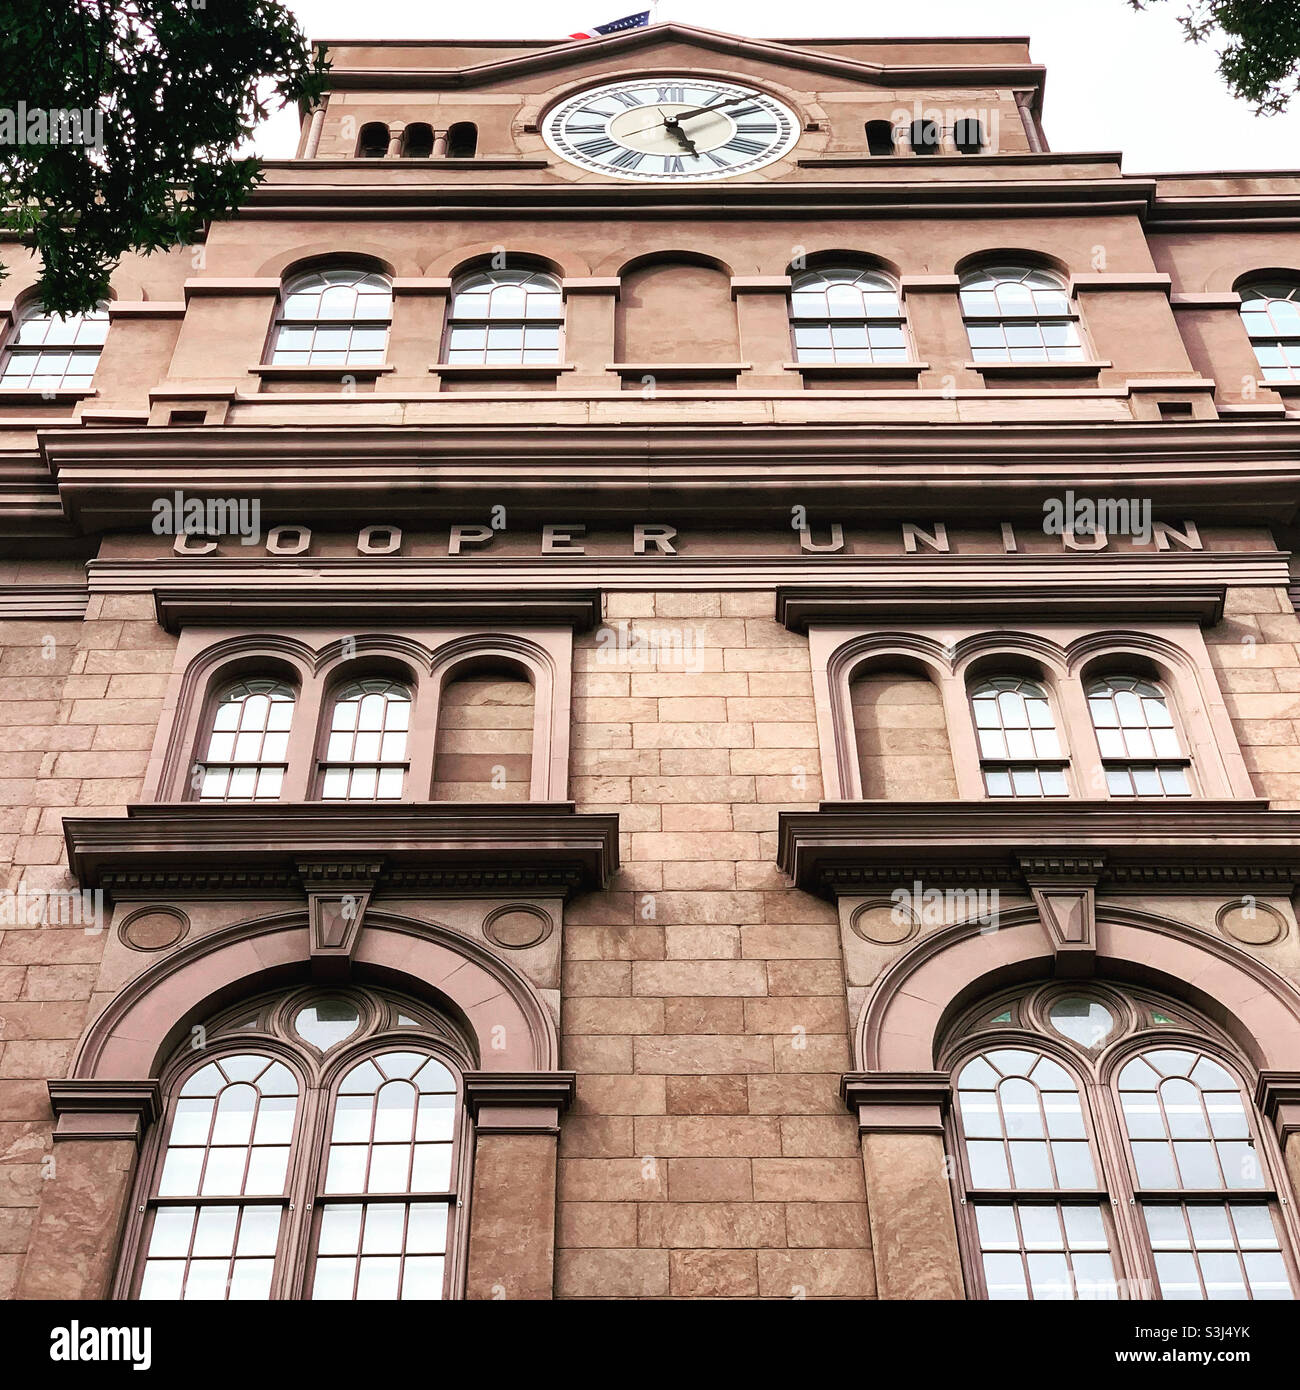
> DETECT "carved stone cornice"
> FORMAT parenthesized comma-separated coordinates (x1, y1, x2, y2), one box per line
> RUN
(36, 420, 1300, 531)
(62, 802, 619, 903)
(777, 583, 1226, 630)
(47, 1078, 161, 1144)
(153, 585, 602, 632)
(779, 800, 1300, 899)
(841, 1071, 953, 1134)
(462, 1071, 577, 1135)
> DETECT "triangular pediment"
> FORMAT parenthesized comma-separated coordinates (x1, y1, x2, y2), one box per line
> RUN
(325, 23, 1041, 95)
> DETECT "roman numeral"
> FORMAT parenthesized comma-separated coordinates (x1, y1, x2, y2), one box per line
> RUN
(611, 91, 643, 107)
(576, 137, 617, 158)
(609, 148, 645, 170)
(704, 149, 732, 167)
(724, 136, 767, 155)
(727, 104, 762, 119)
(566, 122, 606, 134)
(656, 85, 685, 103)
(662, 155, 685, 174)
(735, 122, 779, 136)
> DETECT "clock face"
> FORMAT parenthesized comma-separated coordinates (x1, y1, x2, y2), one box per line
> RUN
(544, 77, 799, 181)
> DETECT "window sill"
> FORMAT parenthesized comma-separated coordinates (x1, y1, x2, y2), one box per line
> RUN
(969, 360, 1110, 378)
(250, 364, 395, 381)
(784, 361, 928, 380)
(431, 362, 574, 379)
(0, 387, 96, 402)
(608, 362, 751, 378)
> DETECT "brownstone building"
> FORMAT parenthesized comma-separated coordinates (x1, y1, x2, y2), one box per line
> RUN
(3, 23, 1300, 1303)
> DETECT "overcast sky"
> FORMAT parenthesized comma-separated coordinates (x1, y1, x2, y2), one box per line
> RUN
(253, 0, 1300, 173)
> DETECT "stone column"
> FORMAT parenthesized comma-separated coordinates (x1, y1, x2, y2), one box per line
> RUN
(732, 276, 794, 392)
(462, 1073, 574, 1300)
(386, 123, 405, 159)
(16, 1080, 159, 1300)
(302, 104, 327, 159)
(842, 1072, 966, 1300)
(560, 278, 620, 392)
(432, 129, 449, 158)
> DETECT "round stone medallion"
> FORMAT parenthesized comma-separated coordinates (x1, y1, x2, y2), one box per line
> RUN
(850, 898, 917, 945)
(119, 905, 189, 952)
(1216, 900, 1285, 946)
(483, 904, 553, 950)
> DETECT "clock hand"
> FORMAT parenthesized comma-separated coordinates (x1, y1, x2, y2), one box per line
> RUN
(666, 122, 698, 155)
(665, 93, 752, 124)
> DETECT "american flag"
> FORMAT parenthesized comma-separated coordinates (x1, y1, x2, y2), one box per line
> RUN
(568, 11, 651, 39)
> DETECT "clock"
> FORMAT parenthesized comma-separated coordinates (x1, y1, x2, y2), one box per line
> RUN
(543, 77, 799, 181)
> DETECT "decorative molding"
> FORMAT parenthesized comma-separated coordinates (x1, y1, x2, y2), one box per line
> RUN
(462, 1070, 576, 1134)
(0, 584, 89, 620)
(779, 800, 1300, 899)
(47, 1078, 161, 1144)
(153, 585, 602, 632)
(62, 802, 620, 902)
(777, 582, 1227, 630)
(840, 1071, 952, 1133)
(82, 552, 1291, 600)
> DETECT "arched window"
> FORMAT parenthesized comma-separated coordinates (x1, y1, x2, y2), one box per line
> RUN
(946, 983, 1297, 1301)
(910, 118, 940, 154)
(311, 1050, 458, 1299)
(0, 302, 108, 391)
(968, 675, 1068, 797)
(446, 122, 477, 158)
(1086, 674, 1191, 797)
(356, 122, 389, 158)
(789, 268, 908, 364)
(402, 123, 434, 158)
(1239, 283, 1300, 382)
(954, 118, 984, 154)
(122, 988, 469, 1300)
(1119, 1048, 1291, 1300)
(268, 268, 391, 367)
(197, 678, 295, 802)
(865, 120, 895, 156)
(444, 268, 563, 365)
(955, 1047, 1117, 1299)
(319, 678, 411, 801)
(960, 266, 1085, 364)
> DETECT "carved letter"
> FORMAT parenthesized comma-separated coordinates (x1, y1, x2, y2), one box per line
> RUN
(799, 525, 845, 553)
(542, 523, 586, 555)
(901, 522, 949, 554)
(449, 524, 494, 555)
(634, 524, 678, 556)
(358, 524, 402, 555)
(1153, 520, 1202, 552)
(266, 525, 311, 556)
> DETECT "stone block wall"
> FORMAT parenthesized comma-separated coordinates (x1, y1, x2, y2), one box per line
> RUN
(3, 580, 1300, 1297)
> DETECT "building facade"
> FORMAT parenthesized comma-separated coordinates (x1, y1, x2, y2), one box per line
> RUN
(4, 23, 1300, 1301)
